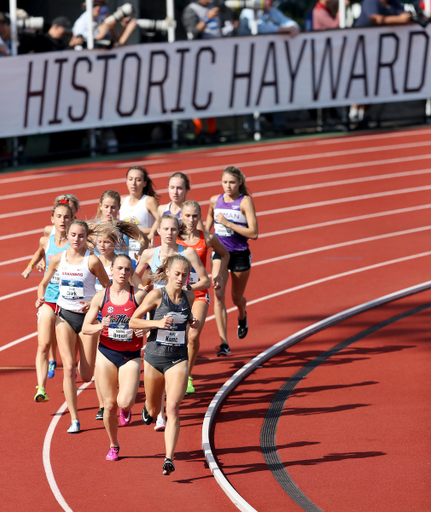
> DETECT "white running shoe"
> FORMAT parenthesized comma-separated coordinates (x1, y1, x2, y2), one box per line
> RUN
(154, 415, 166, 432)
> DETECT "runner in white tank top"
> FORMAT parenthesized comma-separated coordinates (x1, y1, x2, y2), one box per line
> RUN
(37, 219, 111, 434)
(120, 166, 160, 255)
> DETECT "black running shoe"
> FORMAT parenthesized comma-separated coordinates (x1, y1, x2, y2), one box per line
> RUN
(95, 407, 104, 420)
(163, 457, 175, 475)
(142, 404, 153, 425)
(237, 314, 248, 339)
(217, 343, 231, 357)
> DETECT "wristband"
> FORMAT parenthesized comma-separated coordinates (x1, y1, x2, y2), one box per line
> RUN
(29, 261, 35, 268)
(202, 16, 209, 24)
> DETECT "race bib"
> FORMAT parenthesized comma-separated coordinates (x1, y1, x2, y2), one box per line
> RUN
(188, 268, 199, 285)
(156, 329, 185, 346)
(108, 323, 133, 342)
(60, 279, 84, 300)
(50, 270, 60, 285)
(215, 224, 234, 237)
(129, 238, 141, 252)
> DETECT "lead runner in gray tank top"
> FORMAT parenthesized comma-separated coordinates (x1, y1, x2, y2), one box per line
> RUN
(145, 287, 192, 359)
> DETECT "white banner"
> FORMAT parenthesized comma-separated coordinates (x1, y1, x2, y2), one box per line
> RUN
(0, 25, 429, 137)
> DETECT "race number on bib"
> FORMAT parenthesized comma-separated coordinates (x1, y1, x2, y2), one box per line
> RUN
(215, 224, 234, 237)
(108, 324, 133, 342)
(188, 269, 199, 285)
(129, 238, 141, 252)
(60, 279, 84, 300)
(51, 270, 60, 285)
(156, 329, 185, 346)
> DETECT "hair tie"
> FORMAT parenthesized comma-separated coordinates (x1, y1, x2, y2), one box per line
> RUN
(59, 200, 69, 204)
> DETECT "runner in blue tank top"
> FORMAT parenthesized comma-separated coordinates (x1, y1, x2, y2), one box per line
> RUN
(206, 166, 258, 356)
(130, 253, 200, 475)
(22, 202, 72, 403)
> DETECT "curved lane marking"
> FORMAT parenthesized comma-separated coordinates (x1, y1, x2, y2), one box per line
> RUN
(203, 280, 431, 511)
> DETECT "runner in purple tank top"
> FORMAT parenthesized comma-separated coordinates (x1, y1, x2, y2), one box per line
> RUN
(206, 166, 258, 356)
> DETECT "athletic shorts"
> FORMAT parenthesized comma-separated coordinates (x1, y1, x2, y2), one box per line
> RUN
(98, 343, 141, 369)
(57, 307, 85, 334)
(144, 352, 188, 375)
(212, 248, 252, 272)
(195, 292, 210, 305)
(37, 302, 57, 323)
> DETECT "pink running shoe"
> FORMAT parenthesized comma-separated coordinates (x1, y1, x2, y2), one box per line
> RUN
(154, 415, 166, 432)
(119, 408, 132, 426)
(106, 446, 120, 461)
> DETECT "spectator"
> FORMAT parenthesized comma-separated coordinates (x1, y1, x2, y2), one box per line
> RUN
(182, 1, 235, 141)
(23, 17, 75, 53)
(238, 0, 300, 36)
(354, 0, 412, 26)
(0, 12, 11, 56)
(182, 0, 235, 40)
(312, 0, 342, 29)
(72, 0, 114, 48)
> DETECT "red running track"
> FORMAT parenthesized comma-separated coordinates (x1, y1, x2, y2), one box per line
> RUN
(0, 126, 430, 511)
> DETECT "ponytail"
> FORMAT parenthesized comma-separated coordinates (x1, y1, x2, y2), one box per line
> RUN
(151, 254, 191, 285)
(126, 166, 161, 200)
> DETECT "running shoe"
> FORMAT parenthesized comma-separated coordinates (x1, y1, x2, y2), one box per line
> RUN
(217, 344, 231, 357)
(47, 361, 57, 379)
(95, 407, 104, 420)
(34, 385, 49, 402)
(119, 408, 132, 426)
(163, 457, 175, 475)
(154, 415, 166, 432)
(106, 446, 120, 462)
(142, 404, 153, 425)
(185, 376, 195, 395)
(237, 314, 248, 339)
(67, 420, 80, 433)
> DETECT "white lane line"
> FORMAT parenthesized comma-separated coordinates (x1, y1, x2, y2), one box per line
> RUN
(256, 184, 431, 216)
(2, 142, 431, 202)
(0, 286, 38, 302)
(259, 204, 431, 238)
(0, 228, 43, 241)
(1, 224, 429, 307)
(205, 251, 431, 322)
(0, 255, 32, 267)
(2, 126, 429, 185)
(43, 379, 93, 512)
(0, 332, 37, 352)
(3, 168, 431, 221)
(254, 226, 431, 266)
(4, 203, 431, 268)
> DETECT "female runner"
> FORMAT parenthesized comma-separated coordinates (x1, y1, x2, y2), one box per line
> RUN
(119, 166, 160, 257)
(132, 214, 210, 429)
(177, 200, 229, 394)
(22, 202, 73, 402)
(40, 193, 80, 239)
(157, 172, 204, 230)
(83, 253, 147, 461)
(129, 254, 199, 475)
(92, 216, 148, 421)
(36, 219, 111, 433)
(206, 166, 258, 356)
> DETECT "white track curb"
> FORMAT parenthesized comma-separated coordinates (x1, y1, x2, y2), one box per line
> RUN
(202, 280, 431, 512)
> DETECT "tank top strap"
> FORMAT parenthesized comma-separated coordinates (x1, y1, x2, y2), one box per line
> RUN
(101, 287, 110, 311)
(129, 285, 139, 307)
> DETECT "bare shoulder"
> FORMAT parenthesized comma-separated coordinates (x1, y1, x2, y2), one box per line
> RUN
(209, 194, 219, 207)
(43, 225, 53, 237)
(146, 196, 159, 208)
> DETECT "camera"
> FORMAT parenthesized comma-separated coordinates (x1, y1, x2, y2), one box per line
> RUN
(16, 17, 44, 30)
(136, 18, 176, 32)
(224, 0, 265, 9)
(104, 3, 134, 25)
